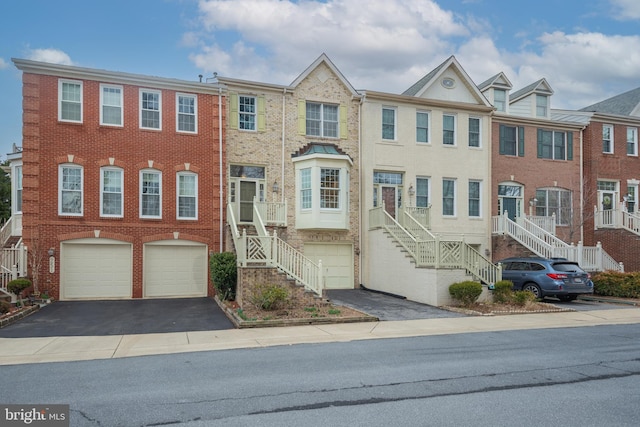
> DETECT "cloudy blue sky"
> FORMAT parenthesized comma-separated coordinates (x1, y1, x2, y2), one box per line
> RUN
(1, 0, 640, 159)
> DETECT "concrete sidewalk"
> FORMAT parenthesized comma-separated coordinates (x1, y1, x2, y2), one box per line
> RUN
(1, 307, 639, 366)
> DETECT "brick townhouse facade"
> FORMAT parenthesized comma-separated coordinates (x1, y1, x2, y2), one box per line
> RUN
(11, 59, 225, 300)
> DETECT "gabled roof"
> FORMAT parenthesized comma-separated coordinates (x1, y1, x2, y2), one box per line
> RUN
(477, 72, 513, 91)
(289, 53, 360, 97)
(509, 78, 554, 103)
(579, 86, 640, 116)
(401, 55, 492, 107)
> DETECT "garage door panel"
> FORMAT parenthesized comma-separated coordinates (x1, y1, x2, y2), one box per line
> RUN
(305, 243, 353, 290)
(144, 243, 207, 298)
(62, 243, 132, 300)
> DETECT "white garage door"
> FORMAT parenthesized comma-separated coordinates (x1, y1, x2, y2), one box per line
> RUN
(304, 243, 353, 289)
(144, 241, 207, 298)
(61, 239, 132, 300)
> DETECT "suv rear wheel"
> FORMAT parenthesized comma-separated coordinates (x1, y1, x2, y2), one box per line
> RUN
(522, 283, 542, 299)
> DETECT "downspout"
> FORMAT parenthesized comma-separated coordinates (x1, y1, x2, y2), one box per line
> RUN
(219, 86, 224, 252)
(580, 126, 585, 244)
(358, 94, 364, 287)
(281, 88, 286, 203)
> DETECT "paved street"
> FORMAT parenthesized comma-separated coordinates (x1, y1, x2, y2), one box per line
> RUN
(1, 323, 639, 426)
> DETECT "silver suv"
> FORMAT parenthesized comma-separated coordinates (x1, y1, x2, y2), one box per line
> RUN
(498, 257, 594, 301)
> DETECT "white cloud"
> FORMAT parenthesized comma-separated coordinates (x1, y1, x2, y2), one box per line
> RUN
(0, 57, 8, 69)
(187, 0, 640, 110)
(27, 48, 73, 65)
(610, 0, 640, 20)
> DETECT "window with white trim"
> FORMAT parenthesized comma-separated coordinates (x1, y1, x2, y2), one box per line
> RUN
(59, 79, 82, 122)
(382, 107, 396, 140)
(494, 89, 506, 112)
(177, 172, 197, 219)
(177, 93, 197, 133)
(100, 167, 123, 217)
(499, 125, 525, 156)
(416, 177, 429, 208)
(300, 168, 312, 209)
(140, 170, 161, 218)
(603, 124, 614, 153)
(306, 102, 338, 138)
(468, 117, 480, 147)
(100, 84, 123, 126)
(468, 180, 481, 217)
(443, 178, 456, 216)
(416, 111, 429, 143)
(140, 89, 161, 130)
(239, 95, 256, 131)
(627, 127, 637, 156)
(15, 165, 23, 213)
(535, 188, 572, 225)
(320, 168, 340, 209)
(443, 114, 456, 145)
(59, 164, 83, 216)
(537, 129, 570, 160)
(536, 94, 548, 118)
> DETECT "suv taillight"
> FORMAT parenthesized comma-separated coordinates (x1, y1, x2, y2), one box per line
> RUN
(547, 273, 568, 280)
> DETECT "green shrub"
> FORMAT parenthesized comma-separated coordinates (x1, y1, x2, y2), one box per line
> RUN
(592, 271, 640, 298)
(492, 280, 514, 304)
(7, 278, 32, 296)
(513, 290, 536, 306)
(250, 284, 289, 310)
(0, 300, 11, 315)
(449, 281, 483, 306)
(209, 252, 237, 301)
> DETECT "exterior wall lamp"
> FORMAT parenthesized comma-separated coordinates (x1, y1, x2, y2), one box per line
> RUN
(272, 180, 279, 193)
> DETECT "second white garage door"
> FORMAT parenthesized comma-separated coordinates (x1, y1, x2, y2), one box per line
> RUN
(144, 241, 208, 298)
(304, 243, 353, 289)
(61, 239, 133, 300)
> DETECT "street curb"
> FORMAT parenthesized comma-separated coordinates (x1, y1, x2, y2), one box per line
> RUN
(0, 304, 39, 329)
(578, 296, 639, 306)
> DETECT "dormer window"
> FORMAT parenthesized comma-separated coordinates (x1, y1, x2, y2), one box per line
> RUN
(536, 94, 548, 118)
(494, 89, 506, 112)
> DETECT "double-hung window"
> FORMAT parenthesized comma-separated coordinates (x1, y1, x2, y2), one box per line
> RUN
(416, 111, 429, 143)
(306, 102, 338, 138)
(59, 80, 82, 122)
(494, 89, 506, 112)
(537, 130, 569, 160)
(100, 84, 123, 126)
(59, 165, 83, 216)
(15, 166, 23, 213)
(535, 188, 572, 225)
(603, 124, 614, 153)
(443, 114, 456, 145)
(442, 179, 456, 216)
(627, 127, 638, 156)
(416, 177, 430, 208)
(140, 89, 161, 130)
(239, 96, 256, 130)
(320, 168, 340, 209)
(177, 93, 197, 133)
(536, 95, 548, 118)
(300, 168, 312, 209)
(177, 172, 197, 219)
(468, 180, 481, 217)
(468, 117, 480, 147)
(140, 170, 161, 218)
(101, 167, 123, 217)
(382, 107, 396, 140)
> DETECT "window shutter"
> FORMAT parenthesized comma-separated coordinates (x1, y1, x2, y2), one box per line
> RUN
(229, 93, 238, 130)
(340, 105, 348, 139)
(518, 126, 525, 157)
(499, 125, 505, 154)
(297, 99, 306, 135)
(567, 131, 573, 160)
(257, 95, 266, 132)
(537, 128, 543, 158)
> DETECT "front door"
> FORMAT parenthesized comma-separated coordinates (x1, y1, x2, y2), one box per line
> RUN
(382, 186, 397, 219)
(599, 191, 616, 226)
(502, 197, 517, 221)
(239, 181, 257, 222)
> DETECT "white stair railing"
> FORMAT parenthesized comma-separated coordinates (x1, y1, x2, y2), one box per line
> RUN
(621, 210, 640, 236)
(255, 199, 287, 226)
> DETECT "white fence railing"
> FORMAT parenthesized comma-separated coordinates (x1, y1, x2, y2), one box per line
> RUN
(621, 210, 640, 235)
(524, 214, 556, 235)
(1, 245, 28, 291)
(227, 203, 323, 297)
(255, 198, 287, 227)
(370, 206, 501, 285)
(493, 211, 623, 272)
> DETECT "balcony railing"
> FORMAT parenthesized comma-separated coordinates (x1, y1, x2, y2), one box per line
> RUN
(254, 198, 287, 227)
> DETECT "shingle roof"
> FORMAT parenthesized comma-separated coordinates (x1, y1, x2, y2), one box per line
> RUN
(402, 56, 452, 96)
(509, 78, 553, 102)
(579, 86, 640, 116)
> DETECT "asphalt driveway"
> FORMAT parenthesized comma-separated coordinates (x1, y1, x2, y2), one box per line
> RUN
(0, 298, 234, 338)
